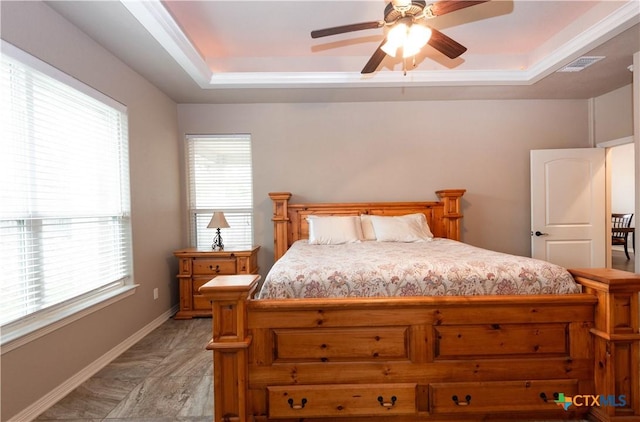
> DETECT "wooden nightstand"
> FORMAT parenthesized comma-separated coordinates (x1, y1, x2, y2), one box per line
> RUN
(173, 246, 260, 319)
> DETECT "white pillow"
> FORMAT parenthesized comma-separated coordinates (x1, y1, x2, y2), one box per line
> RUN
(307, 215, 363, 245)
(369, 213, 433, 242)
(360, 214, 376, 241)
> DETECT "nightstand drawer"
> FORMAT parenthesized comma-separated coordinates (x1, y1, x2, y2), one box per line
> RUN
(193, 277, 214, 310)
(268, 383, 416, 418)
(193, 259, 236, 275)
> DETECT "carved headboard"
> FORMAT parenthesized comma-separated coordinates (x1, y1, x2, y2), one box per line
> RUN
(268, 189, 465, 261)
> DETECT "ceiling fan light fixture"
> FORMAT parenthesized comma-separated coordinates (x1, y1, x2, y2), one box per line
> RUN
(381, 23, 408, 57)
(381, 21, 431, 58)
(404, 23, 431, 57)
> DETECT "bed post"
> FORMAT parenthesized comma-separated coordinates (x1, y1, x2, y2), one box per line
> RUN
(569, 268, 640, 421)
(269, 192, 291, 262)
(199, 275, 260, 422)
(436, 189, 465, 241)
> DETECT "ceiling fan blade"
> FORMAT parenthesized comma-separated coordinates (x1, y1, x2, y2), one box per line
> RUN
(311, 21, 384, 39)
(427, 27, 467, 59)
(361, 38, 388, 74)
(430, 0, 489, 16)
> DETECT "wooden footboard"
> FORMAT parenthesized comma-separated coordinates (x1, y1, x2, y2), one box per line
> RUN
(200, 270, 640, 421)
(569, 268, 640, 422)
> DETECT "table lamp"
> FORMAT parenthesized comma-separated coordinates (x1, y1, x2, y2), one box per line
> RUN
(207, 211, 230, 250)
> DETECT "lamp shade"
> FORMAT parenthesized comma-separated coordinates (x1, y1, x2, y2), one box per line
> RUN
(403, 24, 431, 58)
(381, 21, 432, 59)
(381, 23, 408, 57)
(207, 212, 230, 229)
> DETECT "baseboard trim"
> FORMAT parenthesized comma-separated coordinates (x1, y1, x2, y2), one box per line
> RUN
(8, 305, 179, 422)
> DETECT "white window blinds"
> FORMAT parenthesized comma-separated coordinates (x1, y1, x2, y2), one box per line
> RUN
(185, 135, 253, 249)
(0, 42, 132, 329)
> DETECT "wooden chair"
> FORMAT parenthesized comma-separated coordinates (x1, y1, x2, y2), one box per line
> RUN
(612, 213, 634, 259)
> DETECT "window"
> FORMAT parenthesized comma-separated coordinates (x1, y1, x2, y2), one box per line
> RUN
(0, 42, 133, 344)
(185, 135, 253, 249)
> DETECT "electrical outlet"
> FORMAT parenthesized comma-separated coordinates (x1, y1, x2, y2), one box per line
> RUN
(153, 288, 159, 300)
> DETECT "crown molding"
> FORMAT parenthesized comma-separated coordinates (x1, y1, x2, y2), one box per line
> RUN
(121, 0, 211, 87)
(525, 0, 640, 85)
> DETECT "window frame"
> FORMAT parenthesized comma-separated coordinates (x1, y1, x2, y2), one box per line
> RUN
(0, 41, 137, 352)
(184, 134, 254, 250)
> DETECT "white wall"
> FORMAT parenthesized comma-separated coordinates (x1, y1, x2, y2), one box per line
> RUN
(635, 51, 640, 270)
(0, 2, 181, 420)
(594, 83, 635, 240)
(611, 142, 636, 214)
(178, 100, 592, 276)
(594, 84, 634, 143)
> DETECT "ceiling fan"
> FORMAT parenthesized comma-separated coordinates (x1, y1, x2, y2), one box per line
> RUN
(310, 0, 489, 74)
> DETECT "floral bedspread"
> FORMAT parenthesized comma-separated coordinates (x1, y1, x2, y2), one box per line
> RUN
(256, 239, 582, 299)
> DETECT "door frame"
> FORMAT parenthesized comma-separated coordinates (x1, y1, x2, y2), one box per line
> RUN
(597, 136, 635, 269)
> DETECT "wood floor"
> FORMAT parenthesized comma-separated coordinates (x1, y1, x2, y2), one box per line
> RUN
(35, 317, 213, 422)
(612, 248, 635, 272)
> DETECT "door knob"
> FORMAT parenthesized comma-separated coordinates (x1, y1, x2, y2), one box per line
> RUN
(534, 231, 549, 237)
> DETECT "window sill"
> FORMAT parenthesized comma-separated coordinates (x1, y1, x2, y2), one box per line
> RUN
(1, 284, 138, 354)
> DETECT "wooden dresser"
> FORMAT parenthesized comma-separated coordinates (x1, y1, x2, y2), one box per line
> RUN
(173, 246, 259, 319)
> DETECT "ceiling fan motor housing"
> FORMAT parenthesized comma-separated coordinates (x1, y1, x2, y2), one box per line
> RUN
(385, 0, 427, 22)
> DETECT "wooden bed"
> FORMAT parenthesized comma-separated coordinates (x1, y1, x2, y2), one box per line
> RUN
(199, 190, 640, 422)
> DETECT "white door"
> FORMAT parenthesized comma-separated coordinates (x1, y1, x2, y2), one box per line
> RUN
(530, 148, 606, 268)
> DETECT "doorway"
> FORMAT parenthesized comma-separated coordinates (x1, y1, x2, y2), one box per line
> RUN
(610, 142, 636, 272)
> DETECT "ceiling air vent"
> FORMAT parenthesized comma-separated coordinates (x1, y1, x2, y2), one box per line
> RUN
(556, 56, 605, 72)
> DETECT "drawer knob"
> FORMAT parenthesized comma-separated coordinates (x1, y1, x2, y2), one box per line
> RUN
(208, 264, 220, 273)
(377, 395, 397, 408)
(287, 398, 307, 410)
(452, 395, 471, 406)
(539, 392, 559, 403)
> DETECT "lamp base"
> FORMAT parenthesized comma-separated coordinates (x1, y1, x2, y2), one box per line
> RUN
(212, 228, 224, 251)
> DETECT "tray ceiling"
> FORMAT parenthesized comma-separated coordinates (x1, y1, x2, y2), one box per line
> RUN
(46, 0, 640, 103)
